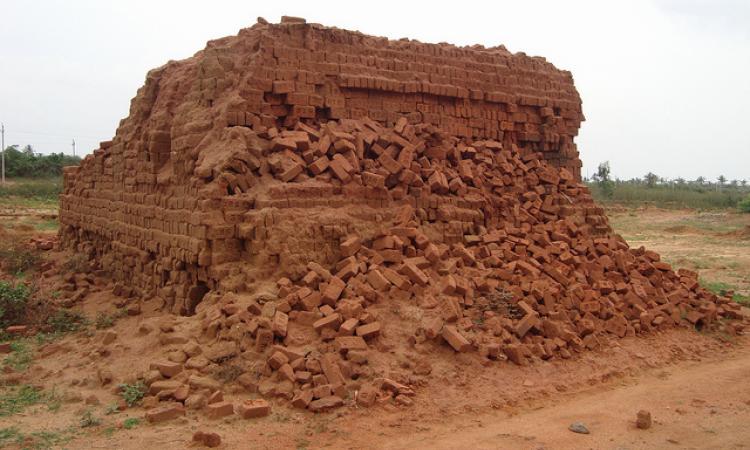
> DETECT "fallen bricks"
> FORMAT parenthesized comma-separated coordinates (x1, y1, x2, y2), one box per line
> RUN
(54, 18, 746, 420)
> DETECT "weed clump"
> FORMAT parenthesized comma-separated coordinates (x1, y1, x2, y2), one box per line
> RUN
(118, 382, 147, 407)
(2, 341, 33, 371)
(0, 385, 60, 417)
(0, 281, 30, 329)
(123, 418, 140, 429)
(79, 409, 101, 428)
(45, 309, 88, 333)
(0, 244, 40, 275)
(94, 310, 126, 330)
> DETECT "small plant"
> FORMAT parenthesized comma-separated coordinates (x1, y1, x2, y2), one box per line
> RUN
(118, 382, 147, 407)
(123, 417, 140, 430)
(95, 312, 116, 329)
(93, 308, 127, 330)
(80, 409, 101, 428)
(105, 403, 120, 415)
(46, 309, 87, 333)
(46, 390, 62, 413)
(0, 281, 30, 329)
(2, 341, 33, 372)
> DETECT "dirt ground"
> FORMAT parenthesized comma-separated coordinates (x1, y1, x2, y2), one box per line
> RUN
(606, 206, 750, 301)
(1, 204, 749, 450)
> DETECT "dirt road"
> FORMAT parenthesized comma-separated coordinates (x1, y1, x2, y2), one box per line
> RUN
(375, 345, 750, 450)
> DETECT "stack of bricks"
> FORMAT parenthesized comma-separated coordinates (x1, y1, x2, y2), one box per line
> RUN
(59, 18, 744, 413)
(230, 17, 583, 176)
(59, 17, 586, 315)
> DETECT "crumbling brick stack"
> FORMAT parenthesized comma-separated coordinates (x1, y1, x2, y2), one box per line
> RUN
(59, 18, 743, 414)
(60, 17, 585, 314)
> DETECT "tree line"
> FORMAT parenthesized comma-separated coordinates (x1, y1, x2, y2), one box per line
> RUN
(2, 145, 81, 178)
(588, 161, 750, 211)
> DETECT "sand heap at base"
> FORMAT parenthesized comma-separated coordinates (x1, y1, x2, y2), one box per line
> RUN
(59, 17, 743, 413)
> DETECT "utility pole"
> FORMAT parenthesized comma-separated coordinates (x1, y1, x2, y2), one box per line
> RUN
(72, 138, 76, 157)
(1, 123, 5, 185)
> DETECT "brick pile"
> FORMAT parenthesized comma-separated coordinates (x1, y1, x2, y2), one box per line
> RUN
(58, 17, 743, 416)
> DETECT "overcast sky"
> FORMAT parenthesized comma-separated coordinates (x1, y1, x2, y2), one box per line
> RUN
(1, 0, 748, 181)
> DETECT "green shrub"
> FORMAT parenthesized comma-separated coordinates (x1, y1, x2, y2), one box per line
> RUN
(118, 382, 147, 407)
(739, 195, 750, 213)
(0, 282, 30, 329)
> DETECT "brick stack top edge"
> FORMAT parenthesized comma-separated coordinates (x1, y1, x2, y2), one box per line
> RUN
(70, 15, 584, 184)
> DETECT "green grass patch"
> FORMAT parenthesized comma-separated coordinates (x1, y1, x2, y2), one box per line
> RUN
(45, 309, 88, 333)
(0, 425, 76, 450)
(0, 177, 62, 206)
(0, 385, 61, 417)
(32, 218, 59, 232)
(2, 341, 33, 372)
(701, 280, 750, 306)
(123, 417, 140, 430)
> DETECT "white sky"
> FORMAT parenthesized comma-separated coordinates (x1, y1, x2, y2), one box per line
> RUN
(1, 0, 748, 181)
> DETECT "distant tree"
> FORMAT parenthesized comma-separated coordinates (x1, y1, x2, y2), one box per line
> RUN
(592, 161, 614, 199)
(716, 175, 727, 191)
(644, 172, 659, 188)
(675, 177, 686, 185)
(695, 176, 706, 186)
(742, 179, 748, 187)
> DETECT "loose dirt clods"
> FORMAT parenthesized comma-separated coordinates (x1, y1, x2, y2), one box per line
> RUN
(636, 409, 653, 429)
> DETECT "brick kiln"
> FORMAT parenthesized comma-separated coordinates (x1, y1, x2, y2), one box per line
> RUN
(59, 17, 742, 413)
